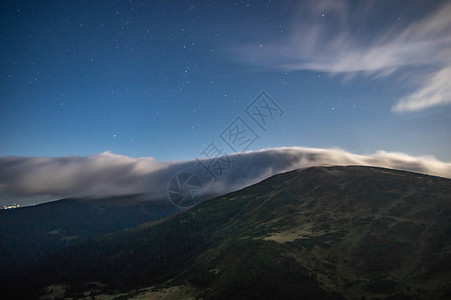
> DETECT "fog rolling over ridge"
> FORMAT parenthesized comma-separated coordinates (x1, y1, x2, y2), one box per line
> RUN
(1, 147, 450, 207)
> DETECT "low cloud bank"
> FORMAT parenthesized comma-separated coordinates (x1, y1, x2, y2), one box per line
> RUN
(1, 147, 450, 206)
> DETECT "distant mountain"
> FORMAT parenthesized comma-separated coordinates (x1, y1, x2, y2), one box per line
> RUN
(0, 194, 177, 289)
(3, 166, 451, 299)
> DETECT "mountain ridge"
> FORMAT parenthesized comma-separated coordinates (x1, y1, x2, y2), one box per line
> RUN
(2, 166, 451, 299)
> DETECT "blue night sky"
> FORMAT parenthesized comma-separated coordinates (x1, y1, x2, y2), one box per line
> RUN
(1, 0, 450, 162)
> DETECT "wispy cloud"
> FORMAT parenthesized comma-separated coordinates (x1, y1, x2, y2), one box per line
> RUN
(233, 0, 451, 112)
(1, 147, 450, 206)
(392, 66, 451, 112)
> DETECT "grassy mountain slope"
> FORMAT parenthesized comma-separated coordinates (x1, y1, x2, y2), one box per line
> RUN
(5, 166, 451, 299)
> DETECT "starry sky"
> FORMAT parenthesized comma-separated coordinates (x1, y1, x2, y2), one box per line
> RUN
(1, 0, 450, 162)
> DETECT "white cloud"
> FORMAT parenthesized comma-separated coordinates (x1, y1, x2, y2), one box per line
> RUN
(1, 147, 450, 206)
(233, 0, 451, 112)
(392, 66, 451, 112)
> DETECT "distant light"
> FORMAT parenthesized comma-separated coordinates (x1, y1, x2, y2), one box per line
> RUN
(2, 204, 21, 210)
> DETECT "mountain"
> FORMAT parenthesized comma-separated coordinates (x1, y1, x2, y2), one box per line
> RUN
(0, 194, 177, 287)
(2, 166, 451, 299)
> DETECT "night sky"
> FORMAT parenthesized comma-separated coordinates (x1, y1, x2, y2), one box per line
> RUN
(1, 0, 450, 163)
